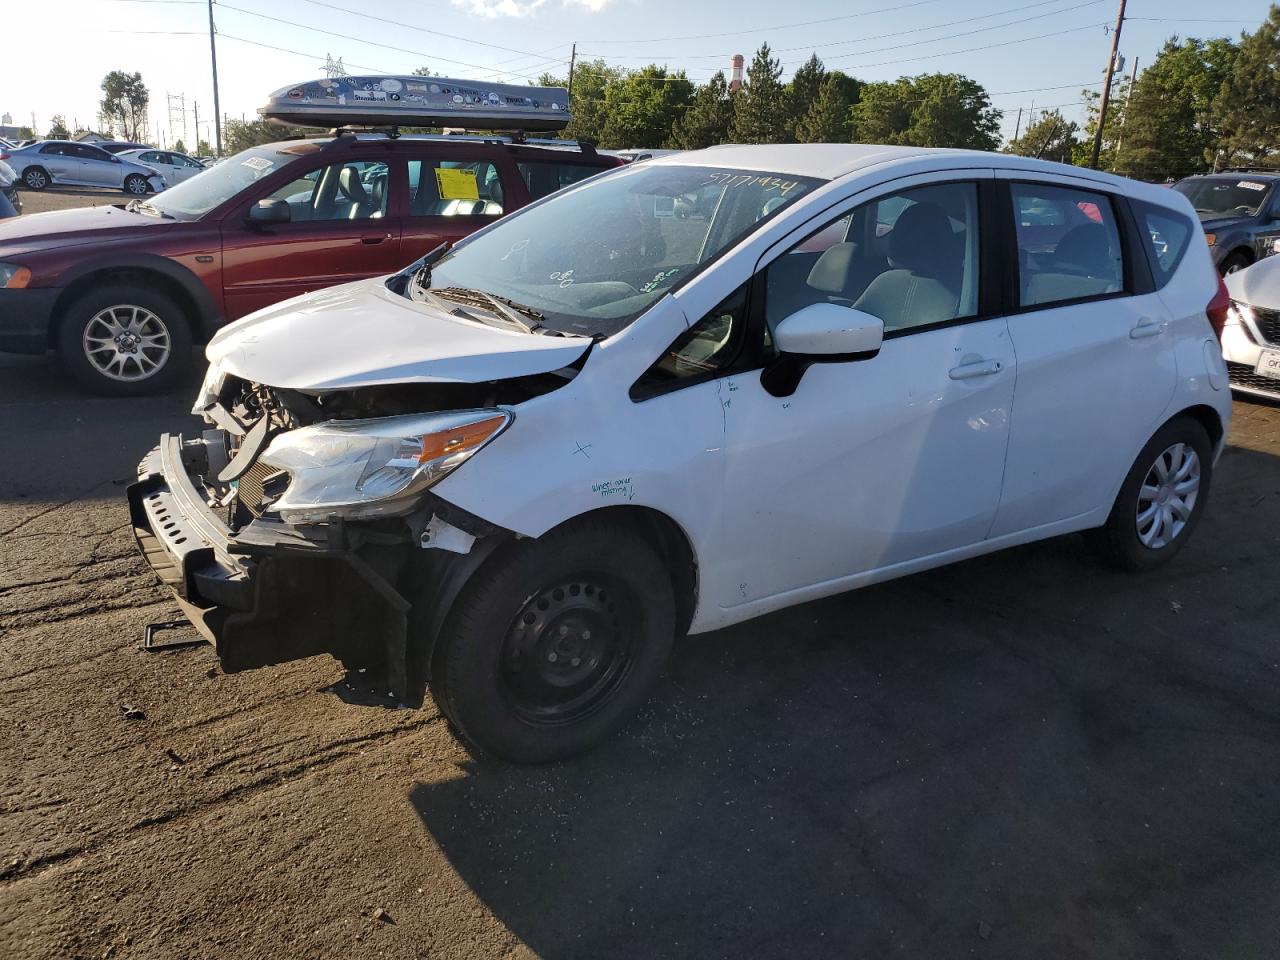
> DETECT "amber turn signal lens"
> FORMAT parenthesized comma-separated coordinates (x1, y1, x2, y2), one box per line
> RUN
(417, 415, 508, 464)
(3, 267, 31, 289)
(1204, 233, 1216, 247)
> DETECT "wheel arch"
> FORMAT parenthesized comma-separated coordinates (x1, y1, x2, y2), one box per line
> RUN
(49, 254, 220, 347)
(1172, 403, 1225, 452)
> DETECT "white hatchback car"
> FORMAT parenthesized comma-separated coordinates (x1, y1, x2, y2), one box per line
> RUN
(1221, 255, 1280, 399)
(130, 144, 1233, 762)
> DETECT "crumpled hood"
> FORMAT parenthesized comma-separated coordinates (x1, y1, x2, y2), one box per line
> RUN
(0, 204, 173, 258)
(1225, 255, 1280, 307)
(206, 277, 592, 391)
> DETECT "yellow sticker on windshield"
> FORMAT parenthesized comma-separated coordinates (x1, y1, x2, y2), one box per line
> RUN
(435, 167, 480, 201)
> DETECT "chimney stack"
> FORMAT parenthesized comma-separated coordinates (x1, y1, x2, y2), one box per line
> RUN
(730, 54, 744, 91)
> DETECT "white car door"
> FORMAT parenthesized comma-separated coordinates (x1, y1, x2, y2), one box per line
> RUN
(705, 174, 1016, 611)
(171, 153, 204, 183)
(987, 172, 1179, 538)
(137, 150, 175, 184)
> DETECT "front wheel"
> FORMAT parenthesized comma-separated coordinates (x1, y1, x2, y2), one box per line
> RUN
(1220, 252, 1252, 276)
(56, 284, 193, 395)
(431, 517, 676, 763)
(1087, 416, 1213, 571)
(123, 174, 149, 195)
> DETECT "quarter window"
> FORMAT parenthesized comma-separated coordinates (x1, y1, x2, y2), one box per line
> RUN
(409, 159, 504, 217)
(764, 181, 982, 335)
(632, 284, 748, 398)
(517, 161, 598, 201)
(263, 160, 389, 221)
(1132, 199, 1193, 288)
(1012, 183, 1124, 307)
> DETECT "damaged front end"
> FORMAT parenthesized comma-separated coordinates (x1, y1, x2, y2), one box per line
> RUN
(128, 365, 577, 697)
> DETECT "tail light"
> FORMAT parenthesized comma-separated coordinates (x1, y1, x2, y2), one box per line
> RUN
(1206, 275, 1231, 342)
(0, 153, 9, 161)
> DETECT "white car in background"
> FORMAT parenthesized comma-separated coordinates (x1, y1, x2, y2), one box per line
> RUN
(1222, 255, 1280, 399)
(116, 149, 207, 187)
(129, 144, 1232, 762)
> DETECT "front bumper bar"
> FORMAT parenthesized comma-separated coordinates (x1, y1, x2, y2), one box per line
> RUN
(127, 435, 412, 695)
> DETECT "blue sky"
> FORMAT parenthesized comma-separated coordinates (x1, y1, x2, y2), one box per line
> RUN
(0, 0, 1273, 148)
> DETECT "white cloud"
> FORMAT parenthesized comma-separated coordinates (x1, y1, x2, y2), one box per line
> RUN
(563, 0, 615, 10)
(450, 0, 547, 18)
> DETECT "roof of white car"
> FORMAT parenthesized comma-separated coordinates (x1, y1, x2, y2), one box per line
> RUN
(650, 143, 1142, 192)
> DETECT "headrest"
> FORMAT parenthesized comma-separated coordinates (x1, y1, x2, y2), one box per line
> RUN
(888, 201, 953, 275)
(338, 166, 368, 204)
(1053, 223, 1118, 278)
(807, 243, 857, 294)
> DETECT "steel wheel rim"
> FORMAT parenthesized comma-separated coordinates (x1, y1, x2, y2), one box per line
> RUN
(82, 304, 171, 382)
(500, 578, 636, 726)
(1225, 262, 1245, 275)
(126, 176, 147, 195)
(1136, 442, 1201, 549)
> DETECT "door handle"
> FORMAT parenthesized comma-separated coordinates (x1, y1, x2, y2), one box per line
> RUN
(1130, 317, 1165, 339)
(948, 358, 1004, 380)
(360, 233, 391, 245)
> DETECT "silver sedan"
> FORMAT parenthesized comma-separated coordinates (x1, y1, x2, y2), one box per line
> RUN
(2, 140, 166, 194)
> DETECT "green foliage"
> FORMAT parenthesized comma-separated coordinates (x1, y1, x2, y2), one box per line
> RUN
(412, 66, 435, 77)
(598, 66, 694, 149)
(196, 140, 213, 156)
(1214, 6, 1280, 167)
(852, 73, 1001, 150)
(173, 138, 187, 154)
(100, 70, 149, 142)
(15, 126, 34, 140)
(222, 117, 314, 153)
(667, 71, 735, 149)
(1006, 109, 1079, 163)
(787, 54, 826, 140)
(543, 59, 619, 143)
(732, 44, 792, 144)
(47, 115, 70, 140)
(795, 76, 852, 143)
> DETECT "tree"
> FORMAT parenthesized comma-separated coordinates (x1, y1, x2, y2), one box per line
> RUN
(412, 66, 435, 77)
(222, 117, 311, 152)
(1006, 109, 1079, 163)
(15, 126, 34, 141)
(1109, 37, 1238, 180)
(787, 54, 827, 140)
(795, 75, 852, 143)
(1214, 6, 1280, 167)
(541, 59, 620, 143)
(668, 71, 735, 149)
(47, 115, 70, 139)
(100, 70, 149, 141)
(595, 66, 693, 148)
(851, 73, 1001, 149)
(173, 139, 187, 154)
(732, 44, 792, 144)
(196, 139, 213, 156)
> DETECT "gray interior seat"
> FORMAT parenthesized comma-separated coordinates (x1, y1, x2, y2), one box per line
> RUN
(853, 202, 962, 331)
(1023, 222, 1122, 305)
(338, 166, 374, 219)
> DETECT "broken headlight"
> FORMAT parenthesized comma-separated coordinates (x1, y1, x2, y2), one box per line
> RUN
(259, 409, 511, 524)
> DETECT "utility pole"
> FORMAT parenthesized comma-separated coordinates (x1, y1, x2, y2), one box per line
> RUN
(193, 101, 200, 153)
(568, 42, 577, 105)
(1112, 54, 1139, 170)
(208, 0, 222, 156)
(1089, 0, 1127, 169)
(1013, 107, 1023, 142)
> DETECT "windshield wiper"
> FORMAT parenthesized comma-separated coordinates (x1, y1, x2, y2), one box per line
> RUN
(432, 287, 543, 333)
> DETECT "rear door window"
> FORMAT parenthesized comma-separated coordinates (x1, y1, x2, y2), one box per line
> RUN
(409, 159, 504, 218)
(1011, 182, 1125, 308)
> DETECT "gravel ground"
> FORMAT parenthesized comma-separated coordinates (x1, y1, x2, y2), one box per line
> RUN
(2, 298, 1280, 956)
(12, 186, 127, 216)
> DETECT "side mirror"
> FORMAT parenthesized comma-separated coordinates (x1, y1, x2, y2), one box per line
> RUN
(247, 198, 291, 226)
(774, 302, 884, 357)
(763, 303, 884, 398)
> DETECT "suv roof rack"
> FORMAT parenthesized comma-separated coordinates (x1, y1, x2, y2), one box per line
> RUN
(1214, 167, 1280, 175)
(320, 128, 598, 156)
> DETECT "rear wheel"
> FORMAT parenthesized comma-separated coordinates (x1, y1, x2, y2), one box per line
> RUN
(56, 284, 192, 396)
(431, 517, 676, 763)
(123, 174, 149, 196)
(1087, 416, 1213, 571)
(22, 167, 49, 190)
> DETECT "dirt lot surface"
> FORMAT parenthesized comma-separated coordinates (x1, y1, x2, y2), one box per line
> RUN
(14, 186, 127, 216)
(3, 334, 1280, 956)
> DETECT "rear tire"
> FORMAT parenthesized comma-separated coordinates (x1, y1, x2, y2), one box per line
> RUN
(56, 284, 192, 396)
(431, 517, 676, 763)
(1086, 416, 1213, 572)
(22, 167, 49, 191)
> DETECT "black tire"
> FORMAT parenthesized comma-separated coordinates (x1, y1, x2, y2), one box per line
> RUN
(1087, 416, 1214, 572)
(22, 166, 49, 191)
(56, 284, 193, 396)
(123, 174, 149, 196)
(432, 517, 676, 763)
(1220, 251, 1252, 276)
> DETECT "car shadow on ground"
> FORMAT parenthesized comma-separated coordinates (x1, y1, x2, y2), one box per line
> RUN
(409, 445, 1280, 959)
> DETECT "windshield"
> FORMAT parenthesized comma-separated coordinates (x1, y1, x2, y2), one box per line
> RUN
(415, 164, 823, 337)
(148, 146, 304, 219)
(1173, 178, 1272, 218)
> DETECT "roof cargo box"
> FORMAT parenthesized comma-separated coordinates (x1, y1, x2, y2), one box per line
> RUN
(259, 76, 570, 132)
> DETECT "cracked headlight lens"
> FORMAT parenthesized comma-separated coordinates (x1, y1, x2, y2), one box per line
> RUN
(260, 409, 511, 524)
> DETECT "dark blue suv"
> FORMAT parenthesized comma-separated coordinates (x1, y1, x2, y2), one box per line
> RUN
(1172, 171, 1280, 275)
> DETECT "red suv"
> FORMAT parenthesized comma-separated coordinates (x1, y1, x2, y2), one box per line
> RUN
(0, 133, 621, 394)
